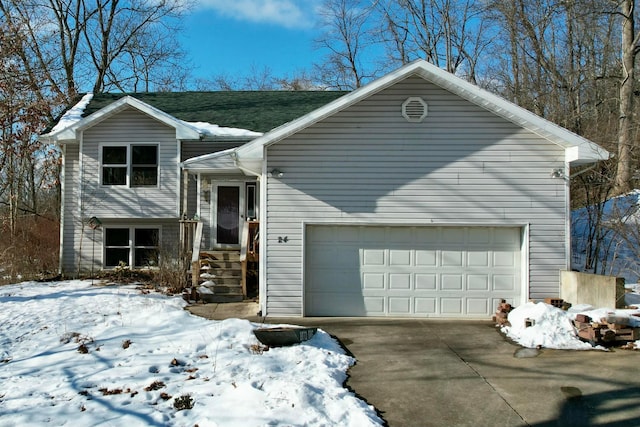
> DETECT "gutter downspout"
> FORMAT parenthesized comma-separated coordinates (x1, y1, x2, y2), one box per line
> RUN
(58, 144, 66, 275)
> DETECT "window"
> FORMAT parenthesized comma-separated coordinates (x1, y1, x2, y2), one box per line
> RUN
(104, 227, 159, 268)
(102, 145, 158, 187)
(134, 228, 159, 266)
(131, 146, 158, 187)
(246, 183, 257, 220)
(102, 146, 127, 185)
(104, 228, 131, 267)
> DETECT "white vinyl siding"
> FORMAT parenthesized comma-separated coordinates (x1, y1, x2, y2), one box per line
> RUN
(60, 144, 81, 274)
(264, 76, 567, 316)
(80, 107, 178, 218)
(59, 107, 184, 275)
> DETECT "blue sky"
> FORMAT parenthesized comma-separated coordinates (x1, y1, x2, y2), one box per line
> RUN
(181, 1, 325, 82)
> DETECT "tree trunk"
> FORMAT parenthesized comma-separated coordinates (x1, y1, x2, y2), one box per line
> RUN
(615, 0, 636, 193)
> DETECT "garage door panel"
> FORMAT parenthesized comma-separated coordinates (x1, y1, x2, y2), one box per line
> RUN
(309, 292, 369, 316)
(389, 273, 411, 289)
(467, 298, 490, 315)
(364, 297, 385, 314)
(468, 251, 489, 267)
(363, 272, 385, 289)
(308, 269, 361, 292)
(494, 250, 517, 267)
(363, 249, 385, 265)
(468, 275, 490, 291)
(468, 228, 491, 244)
(389, 297, 411, 314)
(416, 274, 437, 290)
(441, 298, 464, 315)
(415, 298, 437, 314)
(442, 274, 463, 291)
(442, 250, 464, 267)
(416, 250, 437, 266)
(305, 225, 522, 317)
(493, 274, 517, 291)
(444, 228, 465, 244)
(415, 227, 440, 242)
(390, 250, 411, 266)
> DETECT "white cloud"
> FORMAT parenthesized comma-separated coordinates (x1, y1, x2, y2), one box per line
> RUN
(196, 0, 317, 29)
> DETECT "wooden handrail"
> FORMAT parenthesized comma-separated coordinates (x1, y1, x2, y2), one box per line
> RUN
(191, 221, 203, 264)
(240, 221, 249, 262)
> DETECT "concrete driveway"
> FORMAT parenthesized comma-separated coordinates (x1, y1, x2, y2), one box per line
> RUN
(187, 305, 640, 426)
(265, 317, 640, 427)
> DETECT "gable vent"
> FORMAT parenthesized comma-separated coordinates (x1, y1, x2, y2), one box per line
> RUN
(402, 97, 428, 122)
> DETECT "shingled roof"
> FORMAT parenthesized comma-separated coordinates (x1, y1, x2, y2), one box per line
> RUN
(80, 91, 348, 133)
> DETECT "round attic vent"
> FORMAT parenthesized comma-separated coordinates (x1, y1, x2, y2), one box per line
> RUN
(402, 97, 428, 122)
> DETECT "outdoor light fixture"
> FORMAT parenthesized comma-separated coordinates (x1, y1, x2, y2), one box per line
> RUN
(268, 169, 284, 178)
(550, 169, 565, 179)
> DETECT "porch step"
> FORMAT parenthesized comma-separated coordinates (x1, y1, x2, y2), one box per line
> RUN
(200, 250, 241, 262)
(200, 293, 244, 303)
(200, 259, 242, 270)
(196, 250, 244, 303)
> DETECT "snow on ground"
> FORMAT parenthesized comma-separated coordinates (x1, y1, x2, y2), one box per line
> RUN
(502, 285, 640, 351)
(0, 281, 382, 427)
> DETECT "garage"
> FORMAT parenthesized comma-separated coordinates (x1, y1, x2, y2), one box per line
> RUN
(304, 225, 523, 317)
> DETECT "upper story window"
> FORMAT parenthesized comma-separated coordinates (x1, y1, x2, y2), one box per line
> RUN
(102, 145, 158, 187)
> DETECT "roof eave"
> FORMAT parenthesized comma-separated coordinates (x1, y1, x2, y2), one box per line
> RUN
(566, 145, 611, 165)
(44, 95, 202, 143)
(412, 64, 611, 163)
(236, 62, 425, 158)
(237, 60, 610, 164)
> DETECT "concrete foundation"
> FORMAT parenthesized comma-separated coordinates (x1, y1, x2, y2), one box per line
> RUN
(560, 271, 626, 309)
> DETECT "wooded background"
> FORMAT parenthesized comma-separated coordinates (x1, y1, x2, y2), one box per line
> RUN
(1, 0, 638, 282)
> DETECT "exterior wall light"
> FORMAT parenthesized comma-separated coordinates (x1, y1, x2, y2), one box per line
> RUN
(268, 169, 284, 178)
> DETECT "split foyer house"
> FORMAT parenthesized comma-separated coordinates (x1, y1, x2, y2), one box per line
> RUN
(41, 60, 609, 318)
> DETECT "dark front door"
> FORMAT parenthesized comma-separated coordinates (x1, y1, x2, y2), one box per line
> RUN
(213, 183, 242, 247)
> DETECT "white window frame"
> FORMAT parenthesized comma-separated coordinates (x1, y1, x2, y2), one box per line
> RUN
(103, 226, 161, 268)
(100, 143, 159, 188)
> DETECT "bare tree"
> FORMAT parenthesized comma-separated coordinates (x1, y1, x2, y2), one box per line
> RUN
(0, 0, 193, 280)
(615, 0, 638, 193)
(0, 0, 191, 99)
(376, 0, 489, 81)
(314, 0, 379, 90)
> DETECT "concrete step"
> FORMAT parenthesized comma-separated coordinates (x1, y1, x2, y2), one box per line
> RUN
(201, 261, 242, 270)
(203, 284, 243, 295)
(200, 263, 242, 275)
(201, 277, 241, 286)
(200, 293, 244, 303)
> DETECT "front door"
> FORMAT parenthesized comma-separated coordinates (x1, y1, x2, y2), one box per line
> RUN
(212, 183, 244, 248)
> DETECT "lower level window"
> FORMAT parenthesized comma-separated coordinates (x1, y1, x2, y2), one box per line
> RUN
(104, 227, 159, 268)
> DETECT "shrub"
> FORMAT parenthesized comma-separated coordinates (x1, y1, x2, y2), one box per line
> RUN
(173, 394, 194, 411)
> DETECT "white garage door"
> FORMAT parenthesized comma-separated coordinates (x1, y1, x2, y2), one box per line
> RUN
(305, 225, 522, 317)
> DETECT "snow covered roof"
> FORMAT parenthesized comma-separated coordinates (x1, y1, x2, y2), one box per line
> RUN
(40, 91, 347, 143)
(41, 95, 203, 141)
(236, 60, 610, 165)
